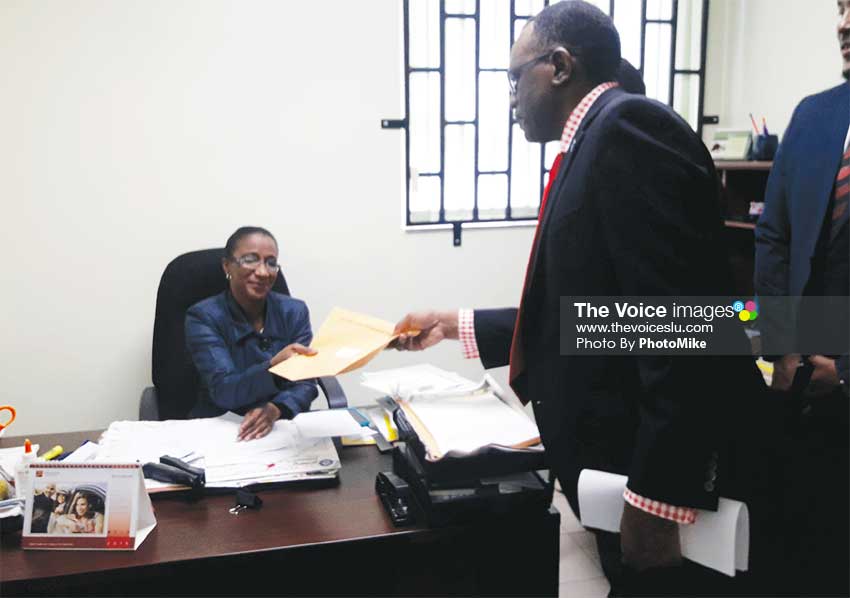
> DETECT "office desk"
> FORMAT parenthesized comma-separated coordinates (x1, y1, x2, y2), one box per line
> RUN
(1, 430, 560, 596)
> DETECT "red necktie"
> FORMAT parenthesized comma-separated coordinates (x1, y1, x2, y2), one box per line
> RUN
(831, 145, 850, 242)
(508, 152, 565, 403)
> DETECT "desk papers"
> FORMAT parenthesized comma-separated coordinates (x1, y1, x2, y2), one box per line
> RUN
(399, 392, 540, 460)
(97, 413, 340, 492)
(292, 409, 376, 438)
(361, 364, 480, 399)
(63, 442, 101, 463)
(270, 308, 397, 381)
(0, 444, 40, 479)
(389, 375, 541, 460)
(577, 469, 749, 576)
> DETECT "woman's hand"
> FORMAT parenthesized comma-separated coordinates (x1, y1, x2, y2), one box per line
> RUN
(270, 343, 317, 367)
(238, 403, 281, 441)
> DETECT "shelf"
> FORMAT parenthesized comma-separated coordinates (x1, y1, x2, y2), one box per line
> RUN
(714, 161, 773, 171)
(724, 220, 756, 230)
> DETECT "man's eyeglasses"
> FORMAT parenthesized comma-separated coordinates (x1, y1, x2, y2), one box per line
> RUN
(233, 253, 280, 273)
(507, 52, 552, 95)
(507, 48, 580, 95)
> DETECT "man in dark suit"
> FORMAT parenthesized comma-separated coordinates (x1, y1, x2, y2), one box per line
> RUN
(753, 2, 849, 594)
(395, 2, 764, 595)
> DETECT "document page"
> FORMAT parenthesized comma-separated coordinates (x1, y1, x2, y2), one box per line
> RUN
(361, 364, 479, 397)
(292, 409, 374, 438)
(400, 392, 540, 459)
(270, 308, 397, 381)
(97, 413, 339, 491)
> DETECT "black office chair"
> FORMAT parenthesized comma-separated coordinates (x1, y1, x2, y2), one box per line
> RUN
(139, 248, 347, 420)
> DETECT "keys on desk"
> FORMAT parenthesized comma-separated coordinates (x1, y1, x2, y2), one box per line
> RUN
(229, 489, 263, 515)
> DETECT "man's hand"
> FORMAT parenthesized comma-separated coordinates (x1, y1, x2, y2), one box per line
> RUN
(270, 342, 317, 367)
(620, 502, 682, 571)
(237, 403, 281, 441)
(392, 311, 459, 351)
(805, 355, 840, 397)
(772, 353, 802, 391)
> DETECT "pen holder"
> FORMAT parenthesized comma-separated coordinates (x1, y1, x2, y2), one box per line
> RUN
(748, 133, 778, 161)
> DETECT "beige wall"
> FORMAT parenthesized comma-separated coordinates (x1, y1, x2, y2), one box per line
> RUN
(2, 0, 844, 436)
(703, 0, 844, 143)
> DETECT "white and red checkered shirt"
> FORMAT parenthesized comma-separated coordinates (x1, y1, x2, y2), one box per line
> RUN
(457, 81, 697, 525)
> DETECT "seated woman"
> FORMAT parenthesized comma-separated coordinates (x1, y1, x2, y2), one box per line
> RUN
(185, 226, 318, 441)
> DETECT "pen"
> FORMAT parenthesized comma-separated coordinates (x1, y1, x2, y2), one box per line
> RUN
(42, 445, 63, 461)
(749, 113, 760, 135)
(349, 408, 372, 428)
(761, 117, 769, 135)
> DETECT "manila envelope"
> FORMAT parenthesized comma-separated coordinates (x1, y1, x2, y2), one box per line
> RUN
(269, 308, 398, 381)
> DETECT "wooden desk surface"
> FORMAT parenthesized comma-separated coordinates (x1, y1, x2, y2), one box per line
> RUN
(1, 431, 406, 585)
(0, 430, 561, 596)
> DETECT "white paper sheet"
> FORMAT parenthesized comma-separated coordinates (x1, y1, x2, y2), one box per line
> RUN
(292, 409, 374, 438)
(98, 413, 299, 465)
(0, 497, 25, 519)
(0, 444, 40, 478)
(401, 391, 540, 459)
(361, 364, 479, 398)
(97, 413, 340, 492)
(577, 469, 749, 577)
(63, 442, 100, 463)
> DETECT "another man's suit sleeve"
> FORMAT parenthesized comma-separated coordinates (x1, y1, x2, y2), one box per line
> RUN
(592, 103, 727, 509)
(754, 101, 805, 356)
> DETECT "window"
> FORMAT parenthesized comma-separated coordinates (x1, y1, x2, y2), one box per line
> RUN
(399, 0, 710, 232)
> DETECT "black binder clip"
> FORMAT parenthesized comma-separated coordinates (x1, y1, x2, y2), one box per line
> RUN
(142, 455, 206, 490)
(229, 490, 263, 515)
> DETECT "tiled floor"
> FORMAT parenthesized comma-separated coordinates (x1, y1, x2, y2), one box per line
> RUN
(553, 490, 611, 598)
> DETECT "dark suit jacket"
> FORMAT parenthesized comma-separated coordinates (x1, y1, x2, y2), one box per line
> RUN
(475, 88, 764, 513)
(754, 83, 849, 382)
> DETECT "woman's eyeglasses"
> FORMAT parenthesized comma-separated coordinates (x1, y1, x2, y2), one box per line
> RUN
(233, 253, 280, 273)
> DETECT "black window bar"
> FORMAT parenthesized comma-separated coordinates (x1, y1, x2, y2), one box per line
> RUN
(387, 0, 711, 244)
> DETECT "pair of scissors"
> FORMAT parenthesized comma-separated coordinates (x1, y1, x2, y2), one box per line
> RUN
(0, 406, 16, 437)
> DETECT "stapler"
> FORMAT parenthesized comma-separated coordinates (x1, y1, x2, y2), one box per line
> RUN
(375, 471, 416, 526)
(143, 455, 206, 490)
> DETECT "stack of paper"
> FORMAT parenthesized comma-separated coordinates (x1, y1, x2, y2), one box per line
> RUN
(361, 364, 480, 399)
(577, 469, 749, 577)
(97, 413, 340, 492)
(292, 409, 376, 438)
(0, 444, 40, 480)
(399, 391, 541, 460)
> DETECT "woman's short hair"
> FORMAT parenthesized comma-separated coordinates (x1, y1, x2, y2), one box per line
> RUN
(224, 226, 278, 259)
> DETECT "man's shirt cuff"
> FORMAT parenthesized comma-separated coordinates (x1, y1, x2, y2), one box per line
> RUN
(458, 309, 480, 359)
(623, 487, 697, 524)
